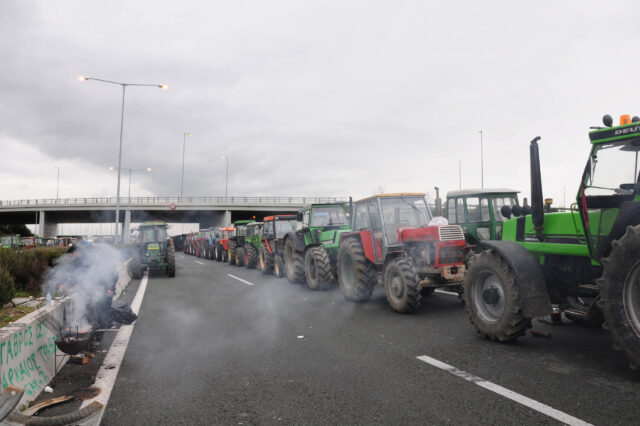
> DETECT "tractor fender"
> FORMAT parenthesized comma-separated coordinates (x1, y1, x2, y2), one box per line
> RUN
(478, 240, 552, 318)
(284, 231, 306, 253)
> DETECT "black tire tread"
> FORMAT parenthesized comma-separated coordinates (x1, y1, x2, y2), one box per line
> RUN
(337, 237, 377, 302)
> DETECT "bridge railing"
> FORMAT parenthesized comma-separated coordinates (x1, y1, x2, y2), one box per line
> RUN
(0, 196, 350, 208)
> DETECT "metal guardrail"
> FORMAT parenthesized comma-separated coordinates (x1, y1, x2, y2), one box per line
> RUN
(0, 196, 350, 208)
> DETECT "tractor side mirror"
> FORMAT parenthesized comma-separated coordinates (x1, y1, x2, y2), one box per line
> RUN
(500, 205, 512, 219)
(296, 212, 303, 222)
(511, 205, 523, 217)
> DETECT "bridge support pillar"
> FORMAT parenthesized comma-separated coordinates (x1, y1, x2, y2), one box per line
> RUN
(39, 211, 58, 237)
(123, 210, 131, 243)
(223, 210, 231, 226)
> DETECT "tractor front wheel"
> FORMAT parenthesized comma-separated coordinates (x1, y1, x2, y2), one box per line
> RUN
(274, 255, 285, 277)
(130, 255, 143, 280)
(337, 237, 376, 302)
(284, 238, 305, 284)
(167, 246, 176, 278)
(463, 250, 531, 341)
(384, 257, 421, 313)
(600, 225, 640, 370)
(228, 240, 237, 265)
(235, 245, 245, 266)
(305, 247, 333, 290)
(261, 242, 274, 274)
(245, 244, 258, 269)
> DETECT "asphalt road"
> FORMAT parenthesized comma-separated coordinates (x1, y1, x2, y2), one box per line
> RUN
(102, 254, 640, 425)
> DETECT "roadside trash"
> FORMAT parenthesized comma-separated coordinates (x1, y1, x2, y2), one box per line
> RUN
(110, 303, 137, 324)
(44, 386, 53, 393)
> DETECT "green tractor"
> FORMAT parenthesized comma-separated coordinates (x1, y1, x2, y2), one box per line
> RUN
(464, 114, 640, 369)
(0, 235, 20, 249)
(283, 203, 351, 290)
(445, 189, 520, 244)
(228, 220, 251, 266)
(260, 215, 298, 277)
(243, 221, 263, 269)
(130, 221, 176, 279)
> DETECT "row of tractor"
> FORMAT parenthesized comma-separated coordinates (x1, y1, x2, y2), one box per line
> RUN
(0, 235, 78, 249)
(182, 114, 640, 371)
(186, 195, 468, 313)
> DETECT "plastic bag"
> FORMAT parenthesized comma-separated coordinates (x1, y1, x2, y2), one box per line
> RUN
(110, 303, 138, 325)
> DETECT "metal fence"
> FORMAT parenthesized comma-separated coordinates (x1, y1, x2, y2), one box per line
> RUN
(0, 196, 350, 208)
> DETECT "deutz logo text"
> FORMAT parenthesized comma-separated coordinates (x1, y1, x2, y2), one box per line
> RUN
(614, 126, 640, 135)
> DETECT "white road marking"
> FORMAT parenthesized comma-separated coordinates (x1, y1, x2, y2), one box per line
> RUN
(81, 272, 150, 416)
(177, 255, 184, 259)
(416, 355, 592, 426)
(434, 289, 459, 296)
(227, 274, 255, 286)
(194, 260, 204, 265)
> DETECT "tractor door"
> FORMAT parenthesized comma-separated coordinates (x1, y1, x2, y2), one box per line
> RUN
(367, 199, 385, 262)
(465, 196, 492, 240)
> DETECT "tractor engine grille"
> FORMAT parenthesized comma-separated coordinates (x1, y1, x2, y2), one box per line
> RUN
(438, 225, 464, 241)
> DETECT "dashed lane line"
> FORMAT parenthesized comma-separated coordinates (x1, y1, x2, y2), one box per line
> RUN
(227, 274, 255, 286)
(194, 260, 204, 265)
(434, 289, 459, 296)
(416, 355, 592, 426)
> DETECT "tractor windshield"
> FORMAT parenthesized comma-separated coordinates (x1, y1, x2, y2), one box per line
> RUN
(310, 207, 348, 227)
(275, 220, 297, 237)
(585, 141, 640, 195)
(381, 196, 432, 244)
(140, 227, 166, 243)
(492, 197, 518, 221)
(235, 225, 247, 237)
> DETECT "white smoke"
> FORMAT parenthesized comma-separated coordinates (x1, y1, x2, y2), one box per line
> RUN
(43, 244, 125, 329)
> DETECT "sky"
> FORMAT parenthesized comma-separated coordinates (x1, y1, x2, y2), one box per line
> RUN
(2, 1, 640, 212)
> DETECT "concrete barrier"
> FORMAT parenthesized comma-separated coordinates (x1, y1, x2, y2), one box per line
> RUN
(0, 259, 132, 408)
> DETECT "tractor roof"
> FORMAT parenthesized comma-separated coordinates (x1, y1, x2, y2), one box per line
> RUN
(263, 215, 297, 222)
(234, 220, 252, 225)
(220, 227, 234, 231)
(446, 188, 520, 197)
(356, 193, 425, 203)
(140, 221, 168, 227)
(589, 121, 640, 144)
(247, 222, 263, 227)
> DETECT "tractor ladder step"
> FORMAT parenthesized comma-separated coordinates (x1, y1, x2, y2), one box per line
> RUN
(577, 283, 600, 295)
(563, 308, 587, 319)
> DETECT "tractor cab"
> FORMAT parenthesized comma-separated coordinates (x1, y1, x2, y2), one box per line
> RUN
(228, 220, 252, 266)
(1, 235, 20, 249)
(445, 189, 520, 243)
(132, 221, 176, 278)
(260, 215, 297, 276)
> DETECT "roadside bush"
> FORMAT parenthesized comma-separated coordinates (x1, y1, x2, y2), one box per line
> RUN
(0, 248, 67, 294)
(0, 266, 16, 306)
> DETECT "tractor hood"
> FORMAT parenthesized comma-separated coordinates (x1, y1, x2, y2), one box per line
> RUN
(399, 225, 465, 243)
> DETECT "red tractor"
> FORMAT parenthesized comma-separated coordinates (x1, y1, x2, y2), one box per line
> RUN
(337, 193, 466, 313)
(214, 226, 234, 262)
(184, 233, 197, 255)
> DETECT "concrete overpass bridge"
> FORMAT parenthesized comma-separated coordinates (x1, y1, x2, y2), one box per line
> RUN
(0, 196, 348, 237)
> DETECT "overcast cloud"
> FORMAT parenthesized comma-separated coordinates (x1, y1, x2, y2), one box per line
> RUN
(2, 1, 640, 207)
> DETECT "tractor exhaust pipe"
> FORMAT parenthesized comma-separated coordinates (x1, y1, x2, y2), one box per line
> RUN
(348, 196, 353, 228)
(530, 136, 544, 242)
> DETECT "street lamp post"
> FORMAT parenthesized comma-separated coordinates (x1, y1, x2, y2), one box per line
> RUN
(110, 167, 152, 200)
(478, 130, 484, 189)
(222, 155, 229, 198)
(180, 132, 192, 198)
(52, 166, 60, 201)
(79, 75, 167, 242)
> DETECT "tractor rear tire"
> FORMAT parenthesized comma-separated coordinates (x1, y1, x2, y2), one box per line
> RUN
(167, 246, 176, 278)
(463, 250, 531, 342)
(384, 257, 421, 313)
(274, 255, 285, 277)
(337, 237, 376, 302)
(228, 240, 237, 265)
(599, 225, 640, 370)
(261, 242, 274, 274)
(235, 245, 245, 266)
(305, 247, 334, 290)
(284, 238, 305, 284)
(245, 244, 258, 269)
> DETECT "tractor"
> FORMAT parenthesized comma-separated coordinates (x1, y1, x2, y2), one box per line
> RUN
(283, 203, 351, 290)
(196, 228, 215, 259)
(259, 215, 298, 277)
(337, 193, 466, 313)
(0, 235, 20, 249)
(243, 222, 264, 269)
(184, 232, 197, 255)
(464, 114, 640, 370)
(445, 189, 520, 245)
(214, 226, 233, 262)
(228, 220, 251, 266)
(130, 221, 176, 278)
